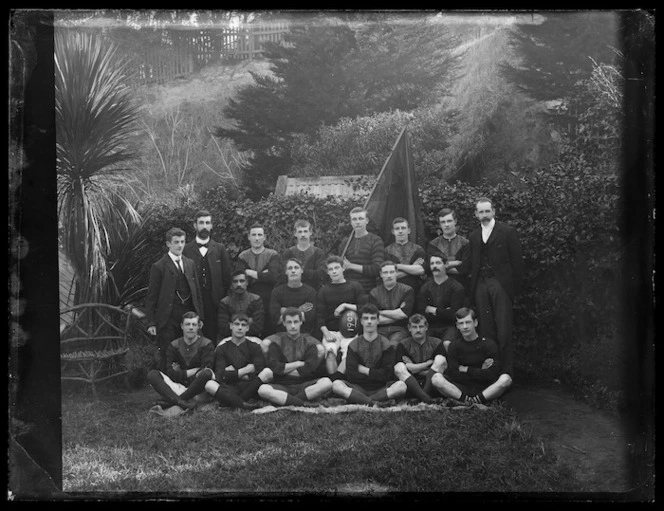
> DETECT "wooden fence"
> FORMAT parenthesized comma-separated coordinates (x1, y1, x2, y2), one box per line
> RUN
(124, 22, 290, 86)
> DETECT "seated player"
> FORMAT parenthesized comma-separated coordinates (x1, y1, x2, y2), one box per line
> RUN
(393, 314, 447, 403)
(147, 311, 215, 410)
(204, 313, 272, 410)
(416, 252, 465, 350)
(432, 307, 512, 405)
(217, 269, 265, 343)
(269, 257, 317, 335)
(316, 255, 367, 376)
(331, 304, 407, 406)
(368, 260, 415, 346)
(258, 308, 333, 407)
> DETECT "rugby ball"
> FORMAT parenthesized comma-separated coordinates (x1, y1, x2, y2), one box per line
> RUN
(338, 309, 360, 338)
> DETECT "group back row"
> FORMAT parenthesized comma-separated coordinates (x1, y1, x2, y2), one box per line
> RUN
(144, 200, 524, 380)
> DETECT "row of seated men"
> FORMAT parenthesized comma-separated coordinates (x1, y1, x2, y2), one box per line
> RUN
(147, 304, 512, 412)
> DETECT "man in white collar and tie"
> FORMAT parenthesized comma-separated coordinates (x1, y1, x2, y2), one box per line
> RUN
(183, 210, 232, 345)
(145, 227, 204, 372)
(459, 198, 524, 378)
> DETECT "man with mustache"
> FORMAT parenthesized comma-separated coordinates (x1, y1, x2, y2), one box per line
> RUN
(460, 197, 524, 377)
(217, 270, 265, 344)
(416, 252, 466, 351)
(183, 210, 232, 344)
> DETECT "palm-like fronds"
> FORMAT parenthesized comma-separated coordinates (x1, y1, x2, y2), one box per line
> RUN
(55, 30, 141, 304)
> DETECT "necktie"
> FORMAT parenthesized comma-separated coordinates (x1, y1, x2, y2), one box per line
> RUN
(197, 241, 208, 248)
(176, 258, 183, 273)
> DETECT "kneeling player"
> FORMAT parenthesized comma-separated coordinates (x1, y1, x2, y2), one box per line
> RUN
(432, 307, 512, 405)
(331, 304, 406, 405)
(393, 314, 447, 403)
(258, 308, 333, 407)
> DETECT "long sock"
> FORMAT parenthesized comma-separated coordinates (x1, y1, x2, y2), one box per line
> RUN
(422, 369, 436, 395)
(239, 377, 263, 401)
(284, 394, 305, 406)
(347, 389, 374, 405)
(404, 375, 433, 402)
(369, 388, 389, 402)
(472, 392, 488, 404)
(179, 370, 213, 401)
(214, 387, 245, 408)
(147, 370, 180, 405)
(458, 391, 469, 402)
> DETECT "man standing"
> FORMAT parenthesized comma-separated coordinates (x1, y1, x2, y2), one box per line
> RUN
(204, 313, 272, 410)
(269, 258, 317, 335)
(279, 219, 328, 290)
(147, 312, 215, 410)
(331, 304, 406, 406)
(145, 227, 204, 372)
(217, 270, 265, 342)
(368, 261, 415, 346)
(258, 308, 332, 407)
(432, 307, 512, 405)
(427, 208, 471, 297)
(416, 252, 466, 350)
(384, 217, 427, 296)
(340, 207, 384, 294)
(183, 210, 231, 344)
(460, 197, 524, 376)
(393, 314, 447, 403)
(236, 223, 281, 330)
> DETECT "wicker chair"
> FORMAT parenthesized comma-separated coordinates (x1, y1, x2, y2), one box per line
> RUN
(60, 303, 133, 400)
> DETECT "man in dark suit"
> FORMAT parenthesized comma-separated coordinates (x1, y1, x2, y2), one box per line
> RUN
(461, 197, 524, 377)
(183, 210, 232, 344)
(145, 227, 204, 372)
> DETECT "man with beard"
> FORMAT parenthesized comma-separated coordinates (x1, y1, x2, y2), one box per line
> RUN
(416, 252, 466, 350)
(217, 270, 265, 344)
(279, 219, 328, 291)
(393, 314, 447, 403)
(258, 308, 332, 407)
(459, 198, 524, 377)
(183, 210, 231, 344)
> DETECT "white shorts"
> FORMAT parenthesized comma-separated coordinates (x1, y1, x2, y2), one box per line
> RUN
(158, 371, 187, 396)
(322, 331, 355, 359)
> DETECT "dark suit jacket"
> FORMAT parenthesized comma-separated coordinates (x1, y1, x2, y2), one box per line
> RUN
(462, 221, 524, 301)
(183, 239, 232, 306)
(144, 253, 204, 330)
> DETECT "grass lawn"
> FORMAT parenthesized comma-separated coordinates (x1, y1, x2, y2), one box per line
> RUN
(61, 384, 582, 497)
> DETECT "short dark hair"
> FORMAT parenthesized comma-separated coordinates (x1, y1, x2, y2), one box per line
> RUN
(194, 210, 212, 221)
(284, 257, 303, 269)
(326, 255, 344, 267)
(230, 313, 251, 324)
(429, 251, 448, 265)
(359, 303, 380, 317)
(437, 208, 456, 220)
(231, 269, 247, 279)
(350, 207, 367, 216)
(455, 307, 476, 321)
(294, 219, 311, 230)
(248, 223, 264, 232)
(408, 313, 428, 326)
(392, 217, 408, 227)
(380, 260, 397, 270)
(281, 307, 303, 322)
(181, 311, 200, 323)
(166, 227, 186, 242)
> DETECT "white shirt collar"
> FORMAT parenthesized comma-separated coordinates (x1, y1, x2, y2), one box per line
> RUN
(168, 252, 181, 264)
(481, 218, 496, 243)
(195, 236, 210, 245)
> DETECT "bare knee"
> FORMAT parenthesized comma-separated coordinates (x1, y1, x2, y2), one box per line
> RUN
(258, 367, 273, 382)
(497, 373, 512, 390)
(394, 362, 410, 380)
(332, 379, 349, 396)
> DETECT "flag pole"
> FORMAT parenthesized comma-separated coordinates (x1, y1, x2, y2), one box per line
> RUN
(340, 126, 408, 259)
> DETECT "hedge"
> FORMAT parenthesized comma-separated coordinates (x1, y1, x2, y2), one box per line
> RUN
(136, 156, 622, 384)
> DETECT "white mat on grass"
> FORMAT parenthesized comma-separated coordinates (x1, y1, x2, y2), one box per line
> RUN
(252, 402, 489, 414)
